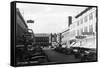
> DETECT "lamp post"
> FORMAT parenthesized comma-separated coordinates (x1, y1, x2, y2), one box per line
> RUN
(27, 19, 35, 46)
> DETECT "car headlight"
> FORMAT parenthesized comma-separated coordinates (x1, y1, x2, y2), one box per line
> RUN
(73, 49, 78, 52)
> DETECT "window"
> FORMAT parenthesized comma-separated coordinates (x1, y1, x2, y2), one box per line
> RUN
(84, 16, 88, 22)
(84, 26, 88, 32)
(77, 21, 79, 26)
(81, 28, 83, 34)
(77, 30, 80, 36)
(80, 19, 83, 24)
(89, 13, 93, 20)
(89, 25, 93, 32)
(95, 23, 96, 32)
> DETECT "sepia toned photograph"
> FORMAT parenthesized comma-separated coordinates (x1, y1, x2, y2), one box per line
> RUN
(11, 1, 97, 67)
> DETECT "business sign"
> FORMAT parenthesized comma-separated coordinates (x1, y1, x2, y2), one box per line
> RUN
(27, 20, 34, 23)
(75, 35, 86, 39)
(82, 32, 95, 35)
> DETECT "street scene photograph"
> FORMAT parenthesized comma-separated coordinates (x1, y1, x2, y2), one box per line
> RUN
(15, 2, 97, 66)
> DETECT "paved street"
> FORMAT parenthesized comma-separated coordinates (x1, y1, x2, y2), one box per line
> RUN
(43, 49, 80, 63)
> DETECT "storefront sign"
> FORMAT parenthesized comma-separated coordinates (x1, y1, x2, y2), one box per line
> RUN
(75, 35, 86, 39)
(82, 32, 95, 35)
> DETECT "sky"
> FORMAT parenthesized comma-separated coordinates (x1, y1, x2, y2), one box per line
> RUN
(16, 3, 87, 33)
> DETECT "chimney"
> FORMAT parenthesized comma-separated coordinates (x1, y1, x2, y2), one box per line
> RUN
(68, 16, 72, 26)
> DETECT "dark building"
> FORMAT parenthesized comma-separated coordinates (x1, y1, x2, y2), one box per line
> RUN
(16, 8, 28, 45)
(16, 8, 35, 45)
(34, 34, 50, 46)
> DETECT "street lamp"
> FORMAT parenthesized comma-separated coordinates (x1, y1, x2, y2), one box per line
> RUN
(26, 19, 35, 45)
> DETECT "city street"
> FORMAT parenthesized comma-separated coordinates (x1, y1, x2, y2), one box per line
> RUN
(43, 48, 80, 63)
(14, 3, 97, 66)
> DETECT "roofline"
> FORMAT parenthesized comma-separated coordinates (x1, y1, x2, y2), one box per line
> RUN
(16, 8, 28, 28)
(75, 7, 93, 18)
(61, 29, 70, 34)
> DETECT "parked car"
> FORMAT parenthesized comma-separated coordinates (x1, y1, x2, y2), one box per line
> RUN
(55, 46, 73, 55)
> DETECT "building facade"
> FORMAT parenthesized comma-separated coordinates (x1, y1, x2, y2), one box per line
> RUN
(16, 8, 35, 46)
(56, 33, 62, 44)
(74, 7, 97, 48)
(61, 7, 97, 49)
(34, 33, 50, 46)
(16, 8, 28, 45)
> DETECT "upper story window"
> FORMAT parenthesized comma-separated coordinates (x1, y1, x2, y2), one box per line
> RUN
(84, 26, 88, 32)
(95, 23, 97, 32)
(77, 21, 79, 26)
(89, 13, 93, 20)
(80, 18, 83, 24)
(84, 16, 88, 22)
(81, 28, 83, 34)
(77, 30, 80, 36)
(89, 25, 93, 32)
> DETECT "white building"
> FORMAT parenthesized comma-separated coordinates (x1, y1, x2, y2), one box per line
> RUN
(61, 7, 97, 49)
(74, 7, 97, 48)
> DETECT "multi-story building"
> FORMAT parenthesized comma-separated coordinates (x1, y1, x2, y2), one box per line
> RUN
(16, 8, 28, 45)
(73, 7, 97, 48)
(34, 33, 50, 46)
(56, 33, 62, 44)
(61, 29, 71, 48)
(61, 16, 74, 48)
(16, 8, 35, 46)
(61, 7, 97, 49)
